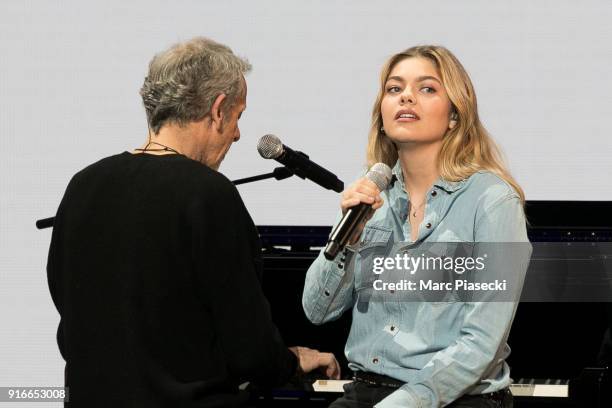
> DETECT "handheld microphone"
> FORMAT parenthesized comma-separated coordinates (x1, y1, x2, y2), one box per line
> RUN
(257, 134, 344, 193)
(324, 163, 392, 260)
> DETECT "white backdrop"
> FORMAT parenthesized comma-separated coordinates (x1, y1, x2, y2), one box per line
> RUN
(1, 0, 611, 403)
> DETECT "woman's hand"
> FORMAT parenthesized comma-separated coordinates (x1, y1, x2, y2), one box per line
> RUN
(340, 178, 384, 244)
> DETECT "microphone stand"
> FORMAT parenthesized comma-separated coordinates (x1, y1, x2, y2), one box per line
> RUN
(35, 166, 295, 230)
(233, 166, 293, 185)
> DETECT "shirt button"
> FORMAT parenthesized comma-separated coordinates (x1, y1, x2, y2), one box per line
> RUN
(431, 190, 437, 197)
(426, 223, 432, 229)
(337, 263, 344, 269)
(372, 358, 379, 364)
(324, 290, 330, 296)
(390, 325, 396, 331)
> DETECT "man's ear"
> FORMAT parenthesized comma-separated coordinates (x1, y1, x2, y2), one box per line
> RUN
(210, 93, 227, 129)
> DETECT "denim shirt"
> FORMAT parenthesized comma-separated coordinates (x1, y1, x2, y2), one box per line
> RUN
(302, 161, 531, 407)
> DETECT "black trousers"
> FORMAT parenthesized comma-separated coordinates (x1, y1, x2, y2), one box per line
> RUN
(328, 381, 513, 408)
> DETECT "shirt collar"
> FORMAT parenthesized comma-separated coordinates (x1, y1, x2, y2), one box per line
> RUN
(391, 160, 465, 194)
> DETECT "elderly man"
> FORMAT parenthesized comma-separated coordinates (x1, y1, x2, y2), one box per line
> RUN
(47, 37, 338, 408)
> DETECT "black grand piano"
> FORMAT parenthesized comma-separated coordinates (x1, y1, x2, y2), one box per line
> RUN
(254, 201, 612, 407)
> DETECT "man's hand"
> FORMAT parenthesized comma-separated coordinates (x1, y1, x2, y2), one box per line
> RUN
(289, 346, 341, 379)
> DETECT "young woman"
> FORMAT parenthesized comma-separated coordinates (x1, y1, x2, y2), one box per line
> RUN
(303, 46, 529, 407)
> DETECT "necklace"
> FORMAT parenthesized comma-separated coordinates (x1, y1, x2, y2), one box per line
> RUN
(135, 141, 182, 155)
(409, 199, 426, 218)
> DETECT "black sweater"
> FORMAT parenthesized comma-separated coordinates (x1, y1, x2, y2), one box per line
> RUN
(47, 152, 297, 407)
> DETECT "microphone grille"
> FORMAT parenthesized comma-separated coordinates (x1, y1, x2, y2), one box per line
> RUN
(257, 134, 284, 159)
(366, 163, 393, 191)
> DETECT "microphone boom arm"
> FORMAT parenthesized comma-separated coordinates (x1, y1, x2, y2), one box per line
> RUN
(232, 166, 293, 185)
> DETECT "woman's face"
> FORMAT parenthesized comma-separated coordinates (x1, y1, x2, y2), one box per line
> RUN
(380, 57, 453, 145)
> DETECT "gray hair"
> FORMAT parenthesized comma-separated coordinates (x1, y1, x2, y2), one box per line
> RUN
(140, 37, 251, 134)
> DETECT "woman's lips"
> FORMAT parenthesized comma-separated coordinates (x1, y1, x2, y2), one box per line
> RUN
(395, 109, 420, 121)
(396, 115, 419, 122)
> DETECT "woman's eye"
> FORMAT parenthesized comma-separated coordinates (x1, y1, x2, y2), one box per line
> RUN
(386, 86, 401, 93)
(421, 86, 436, 94)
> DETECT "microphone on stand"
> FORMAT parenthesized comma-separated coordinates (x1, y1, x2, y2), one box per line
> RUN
(257, 134, 344, 193)
(324, 163, 392, 260)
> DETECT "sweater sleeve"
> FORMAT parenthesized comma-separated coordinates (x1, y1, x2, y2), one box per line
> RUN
(190, 174, 297, 387)
(46, 174, 81, 361)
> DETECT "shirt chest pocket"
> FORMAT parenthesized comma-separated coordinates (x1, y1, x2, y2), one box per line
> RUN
(354, 225, 393, 292)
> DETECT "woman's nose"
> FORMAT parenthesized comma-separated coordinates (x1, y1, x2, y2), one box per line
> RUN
(400, 91, 415, 105)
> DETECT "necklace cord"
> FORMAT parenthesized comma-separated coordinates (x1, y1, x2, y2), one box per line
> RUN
(134, 125, 182, 155)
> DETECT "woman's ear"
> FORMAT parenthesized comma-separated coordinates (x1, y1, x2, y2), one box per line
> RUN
(449, 111, 458, 129)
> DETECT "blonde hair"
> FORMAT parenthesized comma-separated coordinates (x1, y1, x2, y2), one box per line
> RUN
(366, 45, 525, 204)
